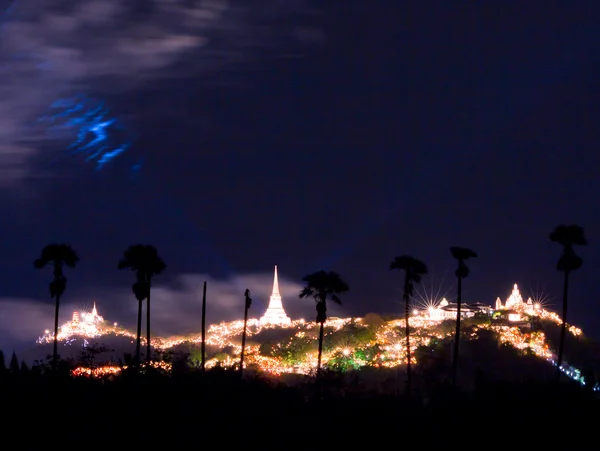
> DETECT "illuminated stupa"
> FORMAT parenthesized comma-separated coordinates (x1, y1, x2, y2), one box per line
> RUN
(260, 265, 291, 326)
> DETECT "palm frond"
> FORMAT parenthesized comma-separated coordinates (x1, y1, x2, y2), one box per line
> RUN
(299, 287, 314, 299)
(34, 244, 79, 269)
(550, 224, 588, 247)
(450, 246, 478, 261)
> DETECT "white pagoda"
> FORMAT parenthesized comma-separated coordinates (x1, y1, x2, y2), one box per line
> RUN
(260, 265, 291, 326)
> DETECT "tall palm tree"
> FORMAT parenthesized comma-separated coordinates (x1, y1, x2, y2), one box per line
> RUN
(390, 255, 428, 397)
(299, 270, 349, 378)
(130, 271, 147, 365)
(449, 246, 477, 388)
(118, 244, 166, 365)
(550, 224, 587, 381)
(34, 243, 79, 366)
(201, 281, 207, 372)
(239, 289, 252, 377)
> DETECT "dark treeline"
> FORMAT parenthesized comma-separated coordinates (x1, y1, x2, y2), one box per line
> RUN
(0, 353, 596, 447)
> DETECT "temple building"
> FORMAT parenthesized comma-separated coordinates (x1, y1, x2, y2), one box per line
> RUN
(260, 265, 291, 326)
(62, 302, 105, 336)
(425, 298, 486, 320)
(494, 283, 538, 321)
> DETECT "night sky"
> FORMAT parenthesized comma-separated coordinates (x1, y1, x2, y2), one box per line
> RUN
(1, 1, 599, 353)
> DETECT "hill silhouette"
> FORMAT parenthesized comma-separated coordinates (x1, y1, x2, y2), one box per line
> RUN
(22, 309, 600, 390)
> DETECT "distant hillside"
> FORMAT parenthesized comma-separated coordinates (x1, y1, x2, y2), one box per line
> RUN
(20, 310, 600, 389)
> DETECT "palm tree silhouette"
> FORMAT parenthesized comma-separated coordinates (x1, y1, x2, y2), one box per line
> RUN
(449, 246, 477, 388)
(118, 244, 166, 365)
(34, 243, 79, 366)
(299, 270, 349, 378)
(549, 224, 587, 381)
(389, 255, 428, 397)
(239, 288, 252, 377)
(130, 271, 147, 365)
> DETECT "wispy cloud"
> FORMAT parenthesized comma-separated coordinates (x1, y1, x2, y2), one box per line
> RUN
(0, 0, 320, 185)
(0, 298, 55, 351)
(0, 270, 347, 353)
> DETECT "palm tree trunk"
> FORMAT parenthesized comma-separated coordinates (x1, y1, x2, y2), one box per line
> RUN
(53, 293, 61, 366)
(240, 304, 249, 377)
(404, 291, 411, 397)
(146, 288, 151, 364)
(403, 275, 411, 397)
(201, 281, 207, 372)
(556, 270, 570, 381)
(317, 321, 325, 378)
(136, 298, 142, 365)
(452, 275, 462, 387)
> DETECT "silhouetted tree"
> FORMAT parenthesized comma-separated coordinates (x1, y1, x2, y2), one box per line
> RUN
(0, 350, 5, 374)
(132, 272, 147, 365)
(390, 255, 428, 397)
(201, 280, 207, 372)
(449, 246, 477, 387)
(79, 343, 112, 372)
(118, 244, 166, 365)
(9, 352, 19, 375)
(550, 224, 587, 381)
(34, 243, 79, 365)
(299, 270, 349, 379)
(239, 288, 252, 376)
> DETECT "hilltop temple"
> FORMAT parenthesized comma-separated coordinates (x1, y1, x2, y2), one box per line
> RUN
(425, 298, 487, 320)
(424, 283, 536, 321)
(494, 283, 539, 321)
(495, 283, 534, 310)
(260, 265, 291, 326)
(37, 302, 108, 344)
(61, 302, 105, 336)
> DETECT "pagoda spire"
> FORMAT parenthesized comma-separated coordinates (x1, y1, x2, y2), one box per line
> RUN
(260, 265, 291, 326)
(272, 265, 280, 296)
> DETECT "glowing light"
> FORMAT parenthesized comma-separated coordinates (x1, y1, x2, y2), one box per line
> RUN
(37, 284, 589, 385)
(37, 303, 138, 345)
(413, 270, 454, 311)
(259, 265, 291, 326)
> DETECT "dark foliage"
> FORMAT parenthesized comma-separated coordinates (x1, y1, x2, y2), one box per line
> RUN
(0, 352, 596, 448)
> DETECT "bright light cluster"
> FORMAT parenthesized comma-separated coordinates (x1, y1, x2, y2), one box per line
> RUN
(478, 324, 553, 359)
(39, 284, 588, 384)
(72, 361, 172, 378)
(37, 304, 138, 346)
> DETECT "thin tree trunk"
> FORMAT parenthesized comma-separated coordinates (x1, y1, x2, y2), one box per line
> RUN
(53, 293, 61, 366)
(556, 270, 570, 382)
(146, 286, 151, 364)
(404, 285, 411, 398)
(201, 281, 207, 372)
(240, 303, 249, 377)
(317, 321, 325, 378)
(136, 298, 142, 365)
(452, 275, 462, 387)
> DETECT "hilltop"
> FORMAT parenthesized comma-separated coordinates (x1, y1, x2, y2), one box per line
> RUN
(25, 285, 600, 389)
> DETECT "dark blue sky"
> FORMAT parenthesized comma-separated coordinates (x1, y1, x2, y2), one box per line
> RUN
(0, 1, 599, 350)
